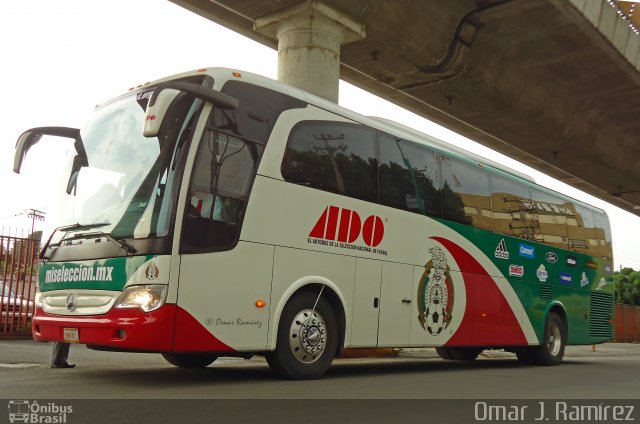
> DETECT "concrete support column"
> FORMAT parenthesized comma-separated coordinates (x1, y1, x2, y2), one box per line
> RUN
(255, 1, 365, 103)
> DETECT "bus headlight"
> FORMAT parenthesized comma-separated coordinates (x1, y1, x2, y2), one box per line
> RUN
(114, 285, 167, 312)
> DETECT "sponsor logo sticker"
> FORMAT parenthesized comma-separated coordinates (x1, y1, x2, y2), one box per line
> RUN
(596, 278, 608, 290)
(519, 243, 535, 258)
(509, 264, 524, 277)
(566, 255, 577, 267)
(560, 272, 572, 284)
(580, 272, 589, 288)
(536, 264, 548, 282)
(494, 239, 509, 260)
(545, 252, 558, 263)
(585, 260, 598, 269)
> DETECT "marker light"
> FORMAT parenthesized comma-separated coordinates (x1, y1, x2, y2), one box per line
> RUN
(232, 72, 242, 78)
(255, 300, 267, 308)
(115, 285, 167, 312)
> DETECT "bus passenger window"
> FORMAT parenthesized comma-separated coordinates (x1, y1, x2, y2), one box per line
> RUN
(378, 133, 441, 217)
(441, 158, 491, 229)
(283, 121, 377, 203)
(569, 205, 598, 255)
(529, 189, 569, 248)
(491, 176, 533, 240)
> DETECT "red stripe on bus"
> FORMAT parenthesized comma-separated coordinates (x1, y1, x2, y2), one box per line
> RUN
(432, 237, 529, 347)
(173, 306, 235, 353)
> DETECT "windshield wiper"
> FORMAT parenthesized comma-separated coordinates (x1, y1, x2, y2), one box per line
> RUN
(40, 222, 111, 260)
(88, 231, 137, 257)
(62, 230, 138, 257)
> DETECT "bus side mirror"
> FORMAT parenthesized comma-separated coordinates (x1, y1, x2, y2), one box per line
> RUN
(14, 127, 88, 194)
(143, 82, 239, 138)
(13, 130, 42, 173)
(66, 154, 89, 194)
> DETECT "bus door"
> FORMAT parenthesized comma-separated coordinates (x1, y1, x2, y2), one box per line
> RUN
(174, 112, 272, 353)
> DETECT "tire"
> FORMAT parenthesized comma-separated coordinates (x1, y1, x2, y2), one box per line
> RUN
(515, 348, 535, 365)
(448, 347, 482, 361)
(266, 291, 339, 380)
(162, 352, 218, 368)
(530, 312, 566, 366)
(435, 347, 453, 359)
(436, 347, 481, 360)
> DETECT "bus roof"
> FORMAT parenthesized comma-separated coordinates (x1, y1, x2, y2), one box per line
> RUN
(124, 67, 606, 216)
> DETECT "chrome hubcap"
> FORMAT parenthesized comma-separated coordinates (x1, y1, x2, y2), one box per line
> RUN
(289, 309, 327, 364)
(548, 321, 562, 356)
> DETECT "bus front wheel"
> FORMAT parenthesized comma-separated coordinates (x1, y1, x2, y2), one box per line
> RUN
(162, 352, 218, 368)
(435, 347, 454, 359)
(438, 347, 482, 361)
(266, 292, 338, 380)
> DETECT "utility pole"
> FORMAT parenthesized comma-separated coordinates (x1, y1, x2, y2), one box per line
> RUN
(26, 208, 45, 239)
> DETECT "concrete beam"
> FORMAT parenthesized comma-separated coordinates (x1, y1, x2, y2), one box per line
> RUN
(171, 0, 640, 217)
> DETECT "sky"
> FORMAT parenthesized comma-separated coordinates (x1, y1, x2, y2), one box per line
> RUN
(0, 0, 639, 269)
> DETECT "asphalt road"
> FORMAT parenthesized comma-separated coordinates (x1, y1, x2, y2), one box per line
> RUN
(1, 340, 639, 400)
(1, 341, 639, 424)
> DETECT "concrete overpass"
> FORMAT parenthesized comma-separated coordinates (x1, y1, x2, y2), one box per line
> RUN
(172, 0, 640, 216)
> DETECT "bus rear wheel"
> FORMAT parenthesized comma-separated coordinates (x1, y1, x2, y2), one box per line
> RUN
(533, 312, 566, 365)
(518, 312, 566, 366)
(515, 348, 535, 365)
(162, 352, 218, 368)
(266, 292, 338, 380)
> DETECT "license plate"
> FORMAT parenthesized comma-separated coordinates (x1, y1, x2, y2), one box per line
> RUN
(63, 328, 79, 343)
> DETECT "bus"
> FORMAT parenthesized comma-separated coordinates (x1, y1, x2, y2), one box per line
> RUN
(14, 68, 614, 379)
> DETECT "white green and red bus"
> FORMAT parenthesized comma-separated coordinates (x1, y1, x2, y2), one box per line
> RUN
(14, 68, 614, 379)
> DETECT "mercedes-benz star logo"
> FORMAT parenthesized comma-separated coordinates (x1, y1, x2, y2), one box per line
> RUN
(66, 293, 79, 312)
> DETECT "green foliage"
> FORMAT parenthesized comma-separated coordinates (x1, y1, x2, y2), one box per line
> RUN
(615, 267, 640, 306)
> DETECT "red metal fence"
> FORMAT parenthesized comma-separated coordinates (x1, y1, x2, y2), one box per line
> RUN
(615, 304, 640, 343)
(1, 233, 39, 336)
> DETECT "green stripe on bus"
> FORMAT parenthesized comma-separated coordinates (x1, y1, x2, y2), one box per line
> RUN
(38, 255, 156, 292)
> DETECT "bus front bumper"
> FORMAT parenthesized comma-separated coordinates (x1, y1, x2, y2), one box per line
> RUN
(31, 304, 176, 352)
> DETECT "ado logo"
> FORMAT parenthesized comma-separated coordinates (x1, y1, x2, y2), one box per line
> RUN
(309, 206, 384, 247)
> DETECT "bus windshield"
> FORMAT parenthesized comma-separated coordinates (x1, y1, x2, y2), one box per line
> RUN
(57, 88, 203, 240)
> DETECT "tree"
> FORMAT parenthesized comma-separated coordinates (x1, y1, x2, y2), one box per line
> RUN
(615, 267, 640, 306)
